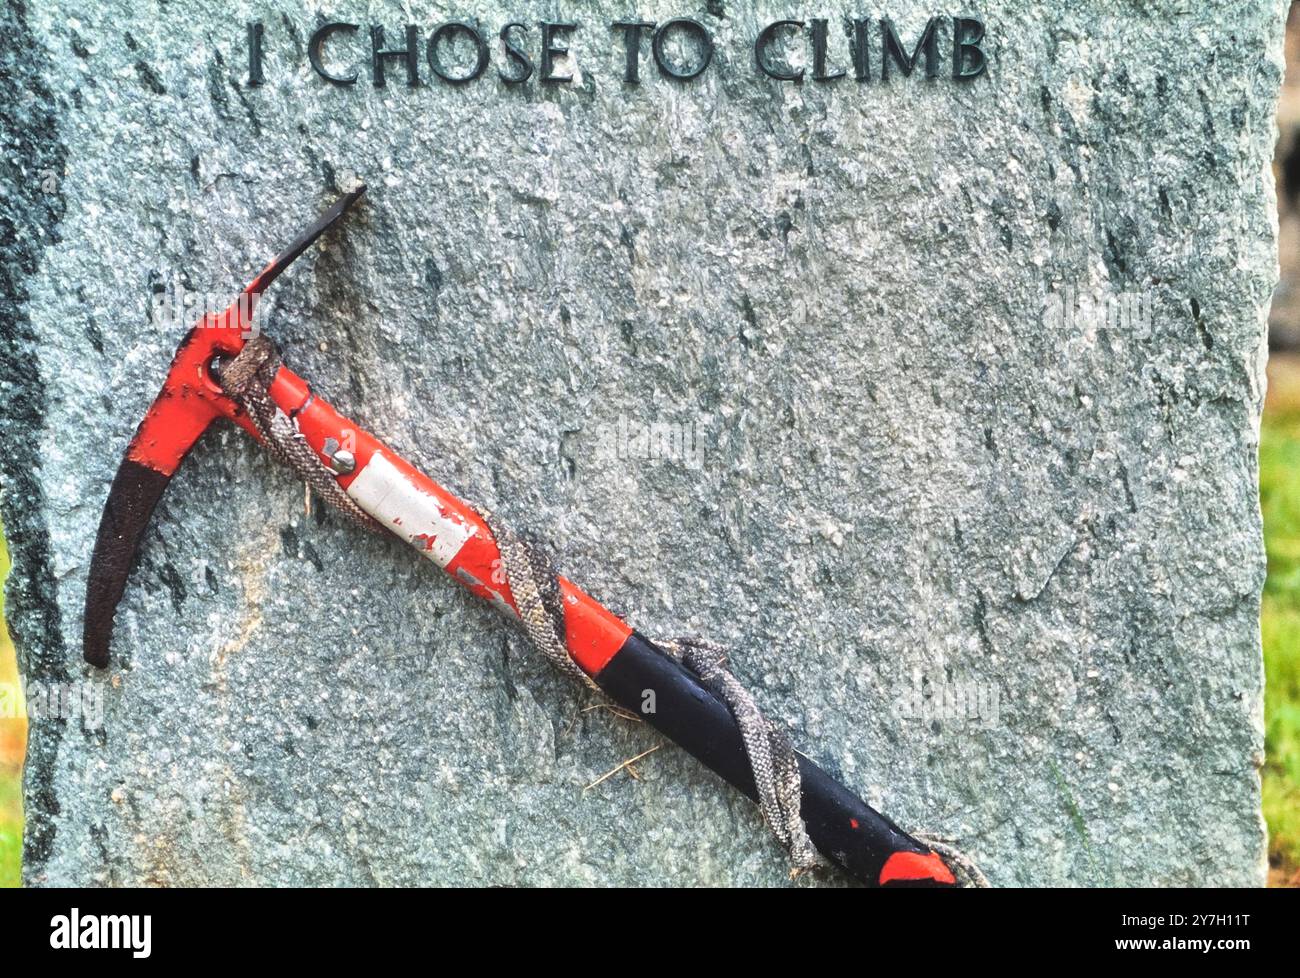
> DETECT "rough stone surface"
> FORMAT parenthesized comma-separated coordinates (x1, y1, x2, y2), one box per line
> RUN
(0, 0, 1284, 886)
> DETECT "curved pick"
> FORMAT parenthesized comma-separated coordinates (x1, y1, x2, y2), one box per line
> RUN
(83, 461, 173, 668)
(83, 187, 366, 668)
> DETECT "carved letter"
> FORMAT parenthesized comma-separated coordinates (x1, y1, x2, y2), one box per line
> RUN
(612, 20, 654, 83)
(952, 17, 987, 81)
(247, 22, 264, 86)
(370, 24, 420, 88)
(810, 19, 844, 81)
(499, 23, 533, 84)
(309, 22, 359, 86)
(428, 21, 489, 84)
(540, 21, 576, 84)
(652, 18, 713, 81)
(880, 17, 940, 81)
(851, 18, 870, 81)
(755, 20, 804, 82)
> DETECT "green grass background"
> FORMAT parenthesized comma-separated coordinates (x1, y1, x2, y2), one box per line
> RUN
(0, 368, 1297, 887)
(1, 533, 21, 888)
(1261, 359, 1300, 884)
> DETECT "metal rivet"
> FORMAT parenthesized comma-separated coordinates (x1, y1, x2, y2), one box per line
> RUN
(329, 449, 355, 475)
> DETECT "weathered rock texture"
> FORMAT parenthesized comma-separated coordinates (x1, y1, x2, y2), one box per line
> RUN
(0, 0, 1284, 886)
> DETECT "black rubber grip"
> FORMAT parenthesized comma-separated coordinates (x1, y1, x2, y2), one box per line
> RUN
(595, 632, 948, 886)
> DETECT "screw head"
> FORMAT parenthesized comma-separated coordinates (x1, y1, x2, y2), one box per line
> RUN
(329, 449, 356, 475)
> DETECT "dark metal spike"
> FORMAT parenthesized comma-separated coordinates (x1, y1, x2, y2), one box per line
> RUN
(83, 460, 173, 667)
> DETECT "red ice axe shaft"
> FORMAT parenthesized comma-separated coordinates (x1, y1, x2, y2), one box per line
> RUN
(84, 188, 956, 887)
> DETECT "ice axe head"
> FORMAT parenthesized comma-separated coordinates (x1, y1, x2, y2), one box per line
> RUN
(82, 187, 366, 668)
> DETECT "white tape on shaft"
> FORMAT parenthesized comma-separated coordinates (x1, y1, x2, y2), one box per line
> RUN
(346, 452, 474, 568)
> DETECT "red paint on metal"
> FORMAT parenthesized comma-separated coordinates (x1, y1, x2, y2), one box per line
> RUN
(276, 368, 632, 676)
(878, 850, 956, 886)
(123, 280, 635, 680)
(850, 818, 859, 830)
(125, 305, 266, 476)
(114, 190, 634, 681)
(558, 580, 634, 674)
(121, 189, 363, 479)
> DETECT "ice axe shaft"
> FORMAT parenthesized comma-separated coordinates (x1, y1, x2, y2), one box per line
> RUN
(83, 189, 958, 887)
(262, 359, 951, 886)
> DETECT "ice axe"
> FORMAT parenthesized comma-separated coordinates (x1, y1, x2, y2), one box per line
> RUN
(84, 187, 975, 887)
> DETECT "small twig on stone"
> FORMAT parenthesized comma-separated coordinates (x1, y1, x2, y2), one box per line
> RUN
(584, 744, 662, 791)
(582, 703, 642, 723)
(563, 701, 641, 738)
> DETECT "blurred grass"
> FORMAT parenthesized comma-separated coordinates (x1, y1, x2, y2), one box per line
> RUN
(1262, 353, 1300, 887)
(0, 528, 23, 888)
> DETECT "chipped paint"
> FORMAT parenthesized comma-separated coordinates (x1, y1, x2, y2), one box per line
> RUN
(345, 451, 474, 568)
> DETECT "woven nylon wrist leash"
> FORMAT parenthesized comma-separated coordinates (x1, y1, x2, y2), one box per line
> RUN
(219, 334, 988, 885)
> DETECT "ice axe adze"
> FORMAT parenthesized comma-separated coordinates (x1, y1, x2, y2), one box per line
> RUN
(84, 188, 964, 887)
